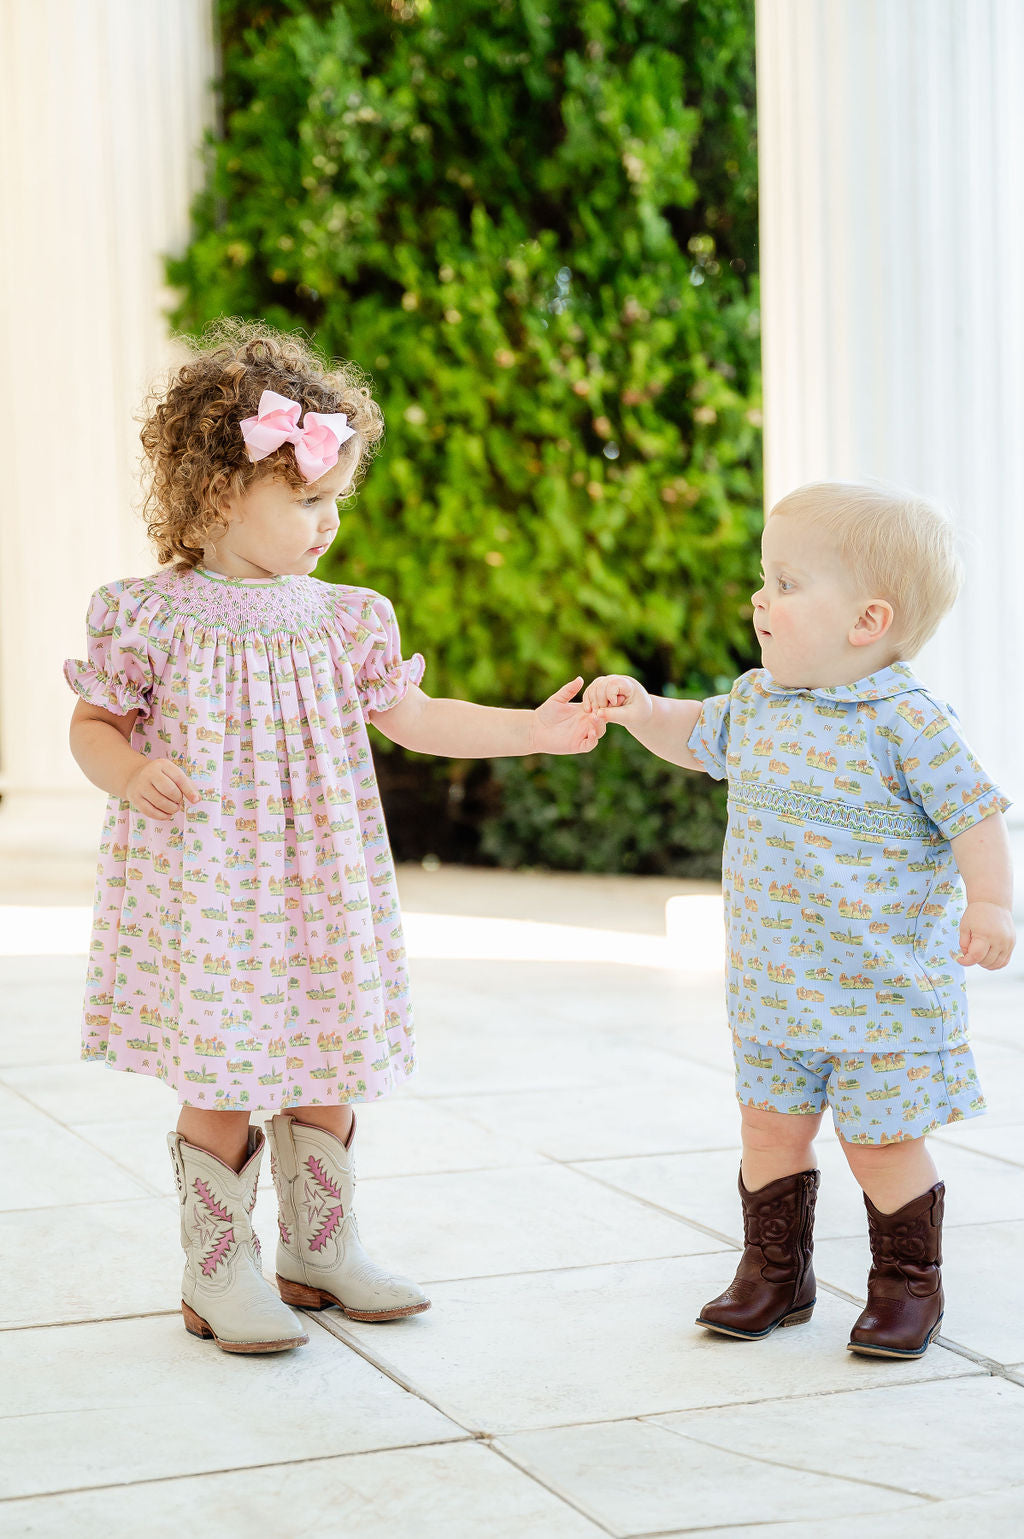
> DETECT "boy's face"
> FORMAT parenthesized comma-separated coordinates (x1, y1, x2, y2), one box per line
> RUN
(751, 515, 884, 688)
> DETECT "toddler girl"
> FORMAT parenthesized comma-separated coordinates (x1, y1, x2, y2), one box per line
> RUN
(65, 321, 602, 1354)
(584, 481, 1014, 1359)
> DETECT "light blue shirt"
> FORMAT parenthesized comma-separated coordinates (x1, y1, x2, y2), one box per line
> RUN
(688, 663, 1010, 1051)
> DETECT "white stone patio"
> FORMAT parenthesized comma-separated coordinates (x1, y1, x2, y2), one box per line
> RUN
(1, 862, 1023, 1537)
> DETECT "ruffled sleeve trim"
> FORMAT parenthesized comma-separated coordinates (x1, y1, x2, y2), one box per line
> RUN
(328, 585, 426, 715)
(63, 658, 150, 717)
(63, 579, 162, 720)
(360, 650, 426, 715)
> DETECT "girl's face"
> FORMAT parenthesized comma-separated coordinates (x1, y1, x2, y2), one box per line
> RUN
(203, 450, 359, 580)
(750, 515, 891, 688)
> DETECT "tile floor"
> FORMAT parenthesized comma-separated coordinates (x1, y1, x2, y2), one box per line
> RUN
(1, 863, 1022, 1537)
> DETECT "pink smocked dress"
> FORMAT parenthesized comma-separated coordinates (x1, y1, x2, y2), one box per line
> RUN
(63, 565, 425, 1112)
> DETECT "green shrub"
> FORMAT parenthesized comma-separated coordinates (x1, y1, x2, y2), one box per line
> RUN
(169, 0, 759, 871)
(482, 727, 728, 877)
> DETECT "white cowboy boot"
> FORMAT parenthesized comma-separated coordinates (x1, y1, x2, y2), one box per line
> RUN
(168, 1125, 308, 1353)
(267, 1112, 430, 1321)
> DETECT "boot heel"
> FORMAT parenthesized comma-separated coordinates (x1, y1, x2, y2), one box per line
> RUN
(277, 1274, 331, 1309)
(781, 1303, 815, 1327)
(182, 1300, 214, 1339)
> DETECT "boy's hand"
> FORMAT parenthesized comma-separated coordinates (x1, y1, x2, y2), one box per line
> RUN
(529, 678, 606, 755)
(123, 757, 201, 820)
(582, 674, 653, 728)
(955, 901, 1016, 969)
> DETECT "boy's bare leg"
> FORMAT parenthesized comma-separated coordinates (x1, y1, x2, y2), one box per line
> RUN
(739, 1102, 825, 1189)
(176, 1107, 252, 1171)
(840, 1134, 940, 1210)
(697, 1102, 823, 1336)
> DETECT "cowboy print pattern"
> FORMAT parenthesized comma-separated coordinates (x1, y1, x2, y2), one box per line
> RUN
(731, 1033, 985, 1144)
(688, 664, 1009, 1058)
(64, 566, 424, 1111)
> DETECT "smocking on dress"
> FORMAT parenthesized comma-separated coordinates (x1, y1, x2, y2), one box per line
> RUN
(63, 564, 424, 1112)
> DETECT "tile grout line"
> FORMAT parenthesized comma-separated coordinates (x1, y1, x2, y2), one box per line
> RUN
(486, 1438, 620, 1537)
(928, 1141, 1024, 1172)
(0, 1080, 169, 1199)
(3, 1178, 1019, 1380)
(0, 1309, 179, 1336)
(313, 1312, 487, 1439)
(568, 1138, 1024, 1172)
(465, 1366, 996, 1435)
(920, 1337, 1024, 1381)
(5, 1261, 1020, 1389)
(648, 1420, 940, 1504)
(550, 1160, 1024, 1380)
(551, 1158, 754, 1250)
(223, 1362, 994, 1462)
(0, 1434, 477, 1506)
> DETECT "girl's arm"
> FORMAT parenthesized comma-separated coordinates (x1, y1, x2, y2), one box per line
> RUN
(368, 678, 602, 757)
(70, 699, 146, 795)
(582, 674, 707, 772)
(950, 813, 1016, 968)
(69, 699, 200, 818)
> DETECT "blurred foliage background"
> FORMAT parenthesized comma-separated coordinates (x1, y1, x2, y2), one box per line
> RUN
(168, 0, 761, 875)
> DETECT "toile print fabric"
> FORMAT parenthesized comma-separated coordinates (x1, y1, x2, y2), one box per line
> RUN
(730, 1033, 985, 1143)
(63, 565, 425, 1112)
(688, 664, 1010, 1061)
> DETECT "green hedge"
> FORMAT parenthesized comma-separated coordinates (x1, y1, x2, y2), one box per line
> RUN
(483, 727, 729, 877)
(168, 0, 760, 872)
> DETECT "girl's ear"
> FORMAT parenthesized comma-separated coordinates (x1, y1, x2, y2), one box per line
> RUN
(849, 599, 894, 648)
(207, 471, 237, 521)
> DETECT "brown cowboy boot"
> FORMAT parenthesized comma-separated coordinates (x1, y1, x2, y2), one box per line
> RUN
(847, 1181, 944, 1359)
(697, 1166, 819, 1339)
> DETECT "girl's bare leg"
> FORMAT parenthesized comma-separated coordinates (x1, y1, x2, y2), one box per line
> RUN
(840, 1134, 940, 1211)
(176, 1107, 252, 1171)
(739, 1101, 825, 1189)
(289, 1104, 355, 1144)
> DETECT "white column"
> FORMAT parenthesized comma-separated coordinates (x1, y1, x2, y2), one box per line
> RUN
(0, 0, 215, 859)
(756, 0, 1024, 882)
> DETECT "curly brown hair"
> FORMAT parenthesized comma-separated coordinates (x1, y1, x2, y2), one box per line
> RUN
(140, 318, 385, 568)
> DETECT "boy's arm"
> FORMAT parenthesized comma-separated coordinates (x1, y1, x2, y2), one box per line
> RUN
(582, 675, 707, 772)
(950, 813, 1016, 968)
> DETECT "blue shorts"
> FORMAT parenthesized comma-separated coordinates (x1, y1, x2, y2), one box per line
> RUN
(731, 1033, 986, 1144)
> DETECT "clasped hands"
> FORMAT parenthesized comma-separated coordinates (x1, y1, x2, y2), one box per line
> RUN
(532, 672, 648, 754)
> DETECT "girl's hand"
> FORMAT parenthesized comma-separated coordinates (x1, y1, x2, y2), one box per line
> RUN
(582, 674, 653, 728)
(123, 757, 201, 820)
(955, 900, 1016, 969)
(530, 678, 606, 755)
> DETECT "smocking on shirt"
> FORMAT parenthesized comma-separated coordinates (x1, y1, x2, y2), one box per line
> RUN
(142, 566, 357, 638)
(729, 783, 939, 842)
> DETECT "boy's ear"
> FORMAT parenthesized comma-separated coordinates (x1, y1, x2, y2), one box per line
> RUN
(849, 599, 894, 648)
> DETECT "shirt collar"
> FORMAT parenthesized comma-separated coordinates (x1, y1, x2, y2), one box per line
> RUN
(760, 660, 924, 702)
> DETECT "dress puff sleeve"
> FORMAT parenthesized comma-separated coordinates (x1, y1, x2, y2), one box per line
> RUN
(351, 592, 426, 715)
(63, 581, 155, 720)
(896, 699, 1011, 840)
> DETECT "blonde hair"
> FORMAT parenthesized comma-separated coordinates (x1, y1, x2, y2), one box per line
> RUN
(139, 318, 384, 569)
(768, 481, 963, 658)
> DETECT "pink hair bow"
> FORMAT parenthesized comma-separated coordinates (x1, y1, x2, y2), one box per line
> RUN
(239, 389, 356, 483)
